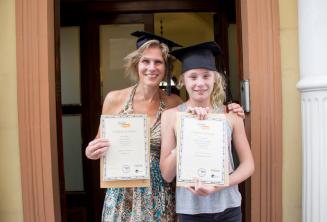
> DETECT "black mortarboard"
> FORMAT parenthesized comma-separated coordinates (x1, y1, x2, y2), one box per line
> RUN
(131, 31, 182, 50)
(170, 41, 222, 73)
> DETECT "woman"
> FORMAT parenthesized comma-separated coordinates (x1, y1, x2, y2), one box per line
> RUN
(85, 32, 245, 222)
(160, 41, 254, 222)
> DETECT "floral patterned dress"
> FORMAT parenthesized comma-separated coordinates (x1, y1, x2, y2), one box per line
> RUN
(101, 85, 176, 222)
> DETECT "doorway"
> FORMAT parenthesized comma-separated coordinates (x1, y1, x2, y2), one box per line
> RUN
(58, 1, 245, 222)
(16, 0, 282, 221)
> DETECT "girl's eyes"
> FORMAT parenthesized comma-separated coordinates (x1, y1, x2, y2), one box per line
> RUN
(188, 75, 210, 80)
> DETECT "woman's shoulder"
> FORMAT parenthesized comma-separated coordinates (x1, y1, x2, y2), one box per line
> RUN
(105, 87, 132, 102)
(102, 86, 133, 114)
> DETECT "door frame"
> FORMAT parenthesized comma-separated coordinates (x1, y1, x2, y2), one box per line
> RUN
(15, 0, 282, 221)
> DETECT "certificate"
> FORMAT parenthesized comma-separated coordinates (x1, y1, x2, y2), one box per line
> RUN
(100, 114, 150, 188)
(176, 112, 229, 187)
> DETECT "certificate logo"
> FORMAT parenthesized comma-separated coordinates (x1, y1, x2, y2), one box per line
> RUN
(118, 121, 131, 128)
(197, 168, 207, 177)
(198, 123, 210, 130)
(122, 164, 130, 173)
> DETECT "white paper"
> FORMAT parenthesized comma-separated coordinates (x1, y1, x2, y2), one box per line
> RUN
(101, 114, 149, 181)
(177, 113, 228, 185)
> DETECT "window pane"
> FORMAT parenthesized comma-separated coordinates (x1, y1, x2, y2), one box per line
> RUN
(99, 24, 143, 101)
(60, 26, 81, 104)
(62, 115, 84, 191)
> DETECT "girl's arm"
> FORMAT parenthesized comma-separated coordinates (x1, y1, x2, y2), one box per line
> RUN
(187, 112, 254, 196)
(228, 113, 255, 186)
(160, 108, 178, 183)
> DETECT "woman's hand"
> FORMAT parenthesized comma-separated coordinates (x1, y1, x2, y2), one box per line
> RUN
(187, 178, 225, 196)
(85, 138, 110, 160)
(186, 106, 210, 120)
(227, 103, 245, 119)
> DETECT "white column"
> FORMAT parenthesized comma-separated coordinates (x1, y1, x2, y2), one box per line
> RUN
(297, 1, 327, 222)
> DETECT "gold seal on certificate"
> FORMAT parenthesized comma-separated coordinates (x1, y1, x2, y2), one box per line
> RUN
(176, 112, 229, 187)
(100, 114, 150, 188)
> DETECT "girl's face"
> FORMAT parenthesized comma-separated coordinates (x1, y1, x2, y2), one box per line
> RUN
(183, 68, 215, 102)
(138, 46, 166, 87)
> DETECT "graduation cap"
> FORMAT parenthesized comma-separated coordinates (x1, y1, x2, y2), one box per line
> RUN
(170, 41, 222, 73)
(131, 31, 182, 50)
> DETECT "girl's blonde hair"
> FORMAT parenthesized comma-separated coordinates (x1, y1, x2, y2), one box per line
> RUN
(211, 71, 226, 109)
(178, 70, 225, 109)
(124, 40, 170, 81)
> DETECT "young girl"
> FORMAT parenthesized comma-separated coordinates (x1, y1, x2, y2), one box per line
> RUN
(160, 41, 254, 222)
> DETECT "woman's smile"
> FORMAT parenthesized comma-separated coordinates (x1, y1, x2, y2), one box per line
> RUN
(144, 73, 159, 78)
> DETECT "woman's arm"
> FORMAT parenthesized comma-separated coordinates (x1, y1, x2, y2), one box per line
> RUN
(160, 108, 178, 182)
(85, 90, 124, 160)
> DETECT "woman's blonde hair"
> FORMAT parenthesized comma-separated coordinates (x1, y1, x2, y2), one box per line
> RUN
(178, 70, 225, 109)
(124, 40, 170, 81)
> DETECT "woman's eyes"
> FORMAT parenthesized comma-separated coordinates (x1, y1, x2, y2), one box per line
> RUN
(141, 59, 150, 64)
(155, 60, 163, 65)
(141, 59, 163, 65)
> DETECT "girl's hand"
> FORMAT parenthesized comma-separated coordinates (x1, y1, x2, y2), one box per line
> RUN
(186, 106, 210, 120)
(187, 178, 224, 196)
(228, 103, 245, 119)
(85, 138, 110, 160)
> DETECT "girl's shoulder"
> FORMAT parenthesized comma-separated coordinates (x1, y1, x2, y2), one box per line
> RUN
(162, 105, 179, 116)
(225, 111, 243, 129)
(162, 104, 180, 123)
(161, 106, 179, 131)
(161, 90, 183, 109)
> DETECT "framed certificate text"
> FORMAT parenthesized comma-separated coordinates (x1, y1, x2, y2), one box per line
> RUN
(100, 114, 150, 188)
(176, 112, 229, 187)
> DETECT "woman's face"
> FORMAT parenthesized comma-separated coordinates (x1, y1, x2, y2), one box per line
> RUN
(137, 46, 166, 87)
(183, 68, 215, 102)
